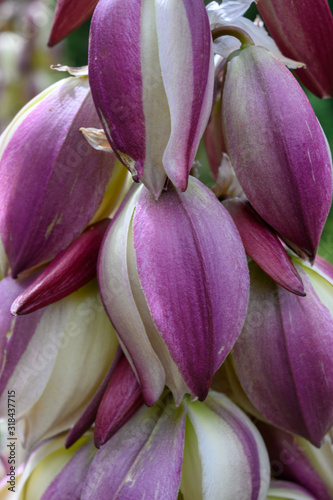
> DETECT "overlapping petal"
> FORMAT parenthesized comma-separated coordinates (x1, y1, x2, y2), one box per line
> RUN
(258, 422, 333, 500)
(11, 219, 111, 315)
(207, 1, 303, 68)
(181, 391, 270, 499)
(99, 177, 249, 404)
(81, 401, 186, 499)
(267, 480, 317, 500)
(0, 278, 118, 449)
(256, 0, 333, 98)
(89, 0, 214, 198)
(222, 45, 333, 261)
(223, 198, 304, 295)
(94, 356, 144, 448)
(0, 76, 117, 277)
(0, 433, 95, 500)
(233, 262, 333, 446)
(48, 0, 99, 46)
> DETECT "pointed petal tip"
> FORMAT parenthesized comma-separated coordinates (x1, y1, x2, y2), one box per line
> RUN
(10, 301, 20, 316)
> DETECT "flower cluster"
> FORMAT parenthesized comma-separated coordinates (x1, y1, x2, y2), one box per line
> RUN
(0, 0, 333, 499)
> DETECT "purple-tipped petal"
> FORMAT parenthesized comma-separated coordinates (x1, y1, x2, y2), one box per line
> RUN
(223, 198, 304, 295)
(0, 77, 116, 277)
(314, 255, 333, 283)
(11, 219, 111, 315)
(41, 439, 96, 500)
(81, 401, 186, 500)
(181, 392, 270, 500)
(98, 186, 166, 406)
(66, 346, 123, 449)
(94, 356, 144, 448)
(204, 95, 225, 181)
(48, 0, 98, 46)
(233, 262, 333, 446)
(268, 480, 318, 500)
(222, 45, 333, 261)
(0, 275, 43, 397)
(89, 0, 147, 184)
(258, 422, 332, 500)
(0, 279, 118, 449)
(155, 0, 214, 191)
(133, 177, 249, 401)
(89, 0, 214, 197)
(257, 0, 333, 98)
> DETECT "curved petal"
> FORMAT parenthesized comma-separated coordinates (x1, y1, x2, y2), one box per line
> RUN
(41, 439, 95, 500)
(0, 77, 116, 276)
(98, 186, 166, 406)
(181, 392, 270, 500)
(133, 177, 249, 400)
(156, 0, 214, 191)
(48, 0, 98, 46)
(267, 480, 317, 500)
(222, 46, 333, 261)
(0, 280, 118, 450)
(233, 262, 333, 446)
(257, 0, 333, 98)
(81, 401, 186, 499)
(11, 219, 111, 315)
(223, 198, 304, 295)
(88, 0, 147, 184)
(258, 422, 333, 500)
(94, 356, 144, 448)
(206, 0, 253, 23)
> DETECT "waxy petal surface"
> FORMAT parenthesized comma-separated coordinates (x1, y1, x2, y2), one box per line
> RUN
(0, 280, 118, 449)
(155, 0, 214, 191)
(207, 2, 303, 68)
(233, 262, 333, 446)
(222, 46, 333, 261)
(89, 0, 214, 197)
(223, 198, 304, 295)
(181, 392, 270, 500)
(41, 440, 95, 500)
(267, 480, 317, 500)
(66, 346, 123, 448)
(82, 401, 186, 499)
(258, 422, 333, 500)
(133, 177, 249, 400)
(48, 0, 98, 46)
(0, 77, 115, 277)
(98, 186, 166, 406)
(94, 356, 144, 448)
(11, 219, 110, 315)
(257, 0, 333, 98)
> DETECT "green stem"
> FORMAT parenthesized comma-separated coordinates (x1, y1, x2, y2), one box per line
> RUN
(211, 26, 254, 49)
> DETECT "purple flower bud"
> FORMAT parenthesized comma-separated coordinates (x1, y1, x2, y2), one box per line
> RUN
(233, 261, 333, 446)
(48, 0, 99, 46)
(11, 219, 111, 315)
(223, 198, 305, 295)
(81, 400, 186, 500)
(98, 177, 249, 405)
(94, 356, 144, 448)
(222, 45, 333, 261)
(257, 0, 333, 98)
(181, 391, 270, 499)
(0, 76, 117, 277)
(88, 0, 214, 198)
(0, 276, 118, 450)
